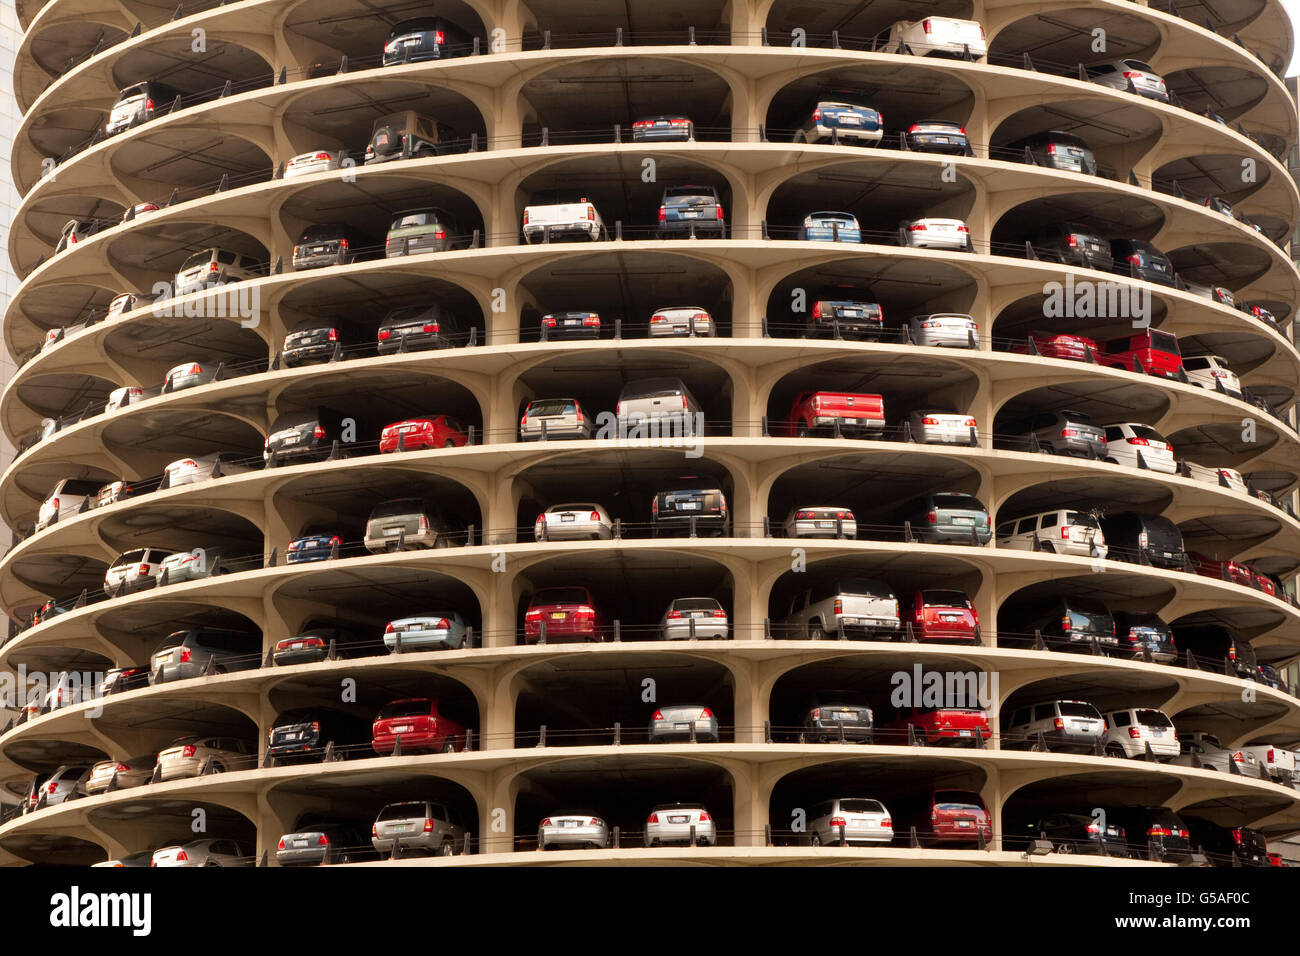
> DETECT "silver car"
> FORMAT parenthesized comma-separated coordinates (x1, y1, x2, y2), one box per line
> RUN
(534, 503, 613, 541)
(1087, 58, 1168, 102)
(92, 851, 153, 868)
(163, 452, 253, 487)
(165, 360, 222, 392)
(1172, 732, 1262, 774)
(782, 506, 856, 539)
(283, 149, 342, 179)
(156, 735, 253, 780)
(85, 755, 154, 794)
(371, 800, 467, 856)
(173, 249, 261, 295)
(384, 613, 468, 651)
(908, 409, 978, 444)
(649, 306, 715, 337)
(807, 798, 894, 846)
(105, 385, 147, 411)
(151, 839, 253, 867)
(539, 812, 609, 850)
(276, 824, 367, 865)
(645, 803, 716, 846)
(649, 704, 719, 743)
(659, 597, 729, 640)
(159, 547, 229, 584)
(909, 313, 978, 348)
(519, 398, 593, 441)
(25, 765, 90, 813)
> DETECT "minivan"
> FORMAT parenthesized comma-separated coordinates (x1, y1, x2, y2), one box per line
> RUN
(1009, 132, 1097, 175)
(105, 81, 182, 135)
(265, 407, 352, 463)
(148, 627, 261, 683)
(616, 378, 702, 434)
(103, 547, 170, 594)
(377, 304, 466, 352)
(899, 492, 992, 545)
(36, 477, 102, 529)
(1098, 511, 1184, 568)
(777, 577, 899, 640)
(1003, 699, 1106, 752)
(996, 509, 1106, 558)
(364, 497, 458, 552)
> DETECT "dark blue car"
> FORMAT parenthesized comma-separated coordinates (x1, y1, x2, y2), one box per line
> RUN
(286, 533, 344, 564)
(381, 17, 470, 65)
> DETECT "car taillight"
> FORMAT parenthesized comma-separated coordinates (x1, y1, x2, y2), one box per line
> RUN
(145, 98, 155, 110)
(922, 416, 939, 425)
(1128, 727, 1141, 738)
(957, 224, 968, 232)
(329, 536, 342, 546)
(658, 206, 666, 222)
(278, 837, 286, 849)
(812, 109, 821, 122)
(176, 850, 188, 862)
(587, 207, 596, 221)
(182, 745, 196, 757)
(830, 816, 846, 828)
(46, 781, 57, 793)
(313, 425, 326, 439)
(434, 29, 445, 43)
(434, 230, 446, 239)
(881, 818, 892, 828)
(1053, 718, 1064, 730)
(1123, 70, 1142, 78)
(811, 302, 822, 319)
(424, 819, 434, 832)
(651, 497, 658, 516)
(589, 818, 600, 826)
(1267, 748, 1275, 762)
(1061, 428, 1078, 438)
(964, 418, 976, 427)
(1147, 826, 1170, 837)
(834, 598, 842, 614)
(208, 263, 219, 273)
(372, 825, 378, 838)
(576, 406, 585, 423)
(179, 648, 192, 662)
(910, 223, 927, 231)
(1129, 437, 1149, 446)
(1061, 526, 1070, 539)
(923, 19, 932, 32)
(651, 710, 663, 721)
(589, 511, 601, 521)
(699, 811, 711, 822)
(926, 510, 937, 523)
(1128, 254, 1141, 266)
(584, 316, 600, 326)
(647, 812, 659, 822)
(716, 205, 724, 220)
(699, 708, 713, 719)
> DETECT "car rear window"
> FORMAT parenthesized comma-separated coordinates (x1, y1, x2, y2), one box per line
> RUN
(378, 700, 430, 719)
(1128, 425, 1165, 442)
(1149, 331, 1179, 354)
(527, 399, 577, 416)
(299, 225, 343, 242)
(672, 598, 720, 611)
(1057, 702, 1099, 718)
(1124, 60, 1156, 72)
(1066, 512, 1098, 527)
(392, 211, 434, 228)
(179, 251, 214, 271)
(934, 791, 983, 811)
(837, 579, 891, 598)
(838, 799, 885, 813)
(1066, 605, 1112, 631)
(933, 495, 980, 510)
(371, 499, 426, 519)
(377, 802, 426, 821)
(921, 590, 968, 607)
(1136, 709, 1172, 727)
(532, 588, 590, 606)
(621, 379, 685, 400)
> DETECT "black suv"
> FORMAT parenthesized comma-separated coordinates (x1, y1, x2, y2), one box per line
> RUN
(651, 484, 728, 537)
(1183, 816, 1268, 867)
(1109, 238, 1175, 286)
(1108, 806, 1193, 862)
(292, 223, 366, 271)
(381, 17, 472, 65)
(1173, 623, 1259, 680)
(1032, 222, 1113, 270)
(1002, 595, 1117, 653)
(1099, 511, 1185, 569)
(267, 708, 371, 764)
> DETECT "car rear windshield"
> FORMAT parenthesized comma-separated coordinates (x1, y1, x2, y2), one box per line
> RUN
(1149, 331, 1179, 354)
(383, 307, 430, 325)
(622, 379, 685, 400)
(1136, 709, 1173, 727)
(673, 598, 720, 611)
(1067, 605, 1112, 631)
(527, 399, 576, 416)
(179, 251, 214, 271)
(664, 186, 714, 198)
(934, 792, 983, 811)
(1128, 425, 1165, 442)
(533, 588, 590, 606)
(1065, 512, 1099, 527)
(154, 631, 188, 651)
(377, 802, 426, 821)
(838, 799, 885, 813)
(933, 495, 980, 510)
(921, 590, 968, 607)
(299, 225, 343, 242)
(378, 700, 430, 719)
(392, 211, 436, 228)
(114, 549, 150, 565)
(1057, 702, 1099, 718)
(1124, 60, 1156, 72)
(370, 499, 426, 519)
(837, 579, 891, 597)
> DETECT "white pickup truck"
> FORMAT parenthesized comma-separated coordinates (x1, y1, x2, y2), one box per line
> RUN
(522, 196, 607, 243)
(1239, 744, 1297, 783)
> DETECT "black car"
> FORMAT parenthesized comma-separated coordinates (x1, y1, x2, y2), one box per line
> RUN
(540, 310, 602, 341)
(1109, 238, 1176, 286)
(799, 691, 874, 743)
(271, 625, 376, 665)
(265, 406, 356, 464)
(1002, 595, 1117, 653)
(1173, 623, 1259, 680)
(1032, 222, 1113, 270)
(1108, 806, 1193, 861)
(905, 120, 969, 154)
(1098, 511, 1185, 569)
(282, 323, 363, 368)
(1014, 812, 1127, 855)
(806, 290, 884, 340)
(381, 16, 472, 65)
(292, 223, 365, 271)
(1007, 130, 1097, 175)
(1183, 816, 1267, 867)
(267, 707, 371, 764)
(1112, 611, 1178, 664)
(651, 485, 728, 537)
(97, 665, 151, 695)
(377, 304, 467, 353)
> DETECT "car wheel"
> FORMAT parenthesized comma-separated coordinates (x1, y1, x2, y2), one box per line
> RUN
(439, 839, 454, 856)
(798, 732, 808, 744)
(797, 426, 811, 438)
(810, 832, 821, 847)
(808, 625, 825, 640)
(1041, 444, 1056, 455)
(441, 740, 456, 754)
(444, 439, 455, 447)
(434, 537, 451, 549)
(1105, 744, 1126, 758)
(1056, 841, 1074, 854)
(913, 734, 927, 746)
(204, 860, 219, 867)
(1040, 542, 1055, 554)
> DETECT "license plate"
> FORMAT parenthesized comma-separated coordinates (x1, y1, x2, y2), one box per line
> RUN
(953, 516, 974, 525)
(402, 37, 420, 46)
(674, 722, 691, 731)
(679, 502, 700, 510)
(956, 820, 972, 828)
(959, 729, 972, 736)
(384, 527, 401, 536)
(668, 816, 689, 824)
(282, 434, 300, 445)
(302, 539, 318, 548)
(392, 725, 411, 733)
(560, 513, 575, 521)
(835, 712, 855, 720)
(933, 136, 949, 143)
(684, 211, 700, 218)
(815, 520, 835, 528)
(551, 612, 566, 620)
(391, 824, 408, 831)
(291, 641, 306, 649)
(285, 731, 301, 740)
(564, 319, 579, 326)
(406, 624, 424, 631)
(293, 839, 309, 847)
(309, 245, 326, 254)
(940, 614, 961, 622)
(841, 309, 861, 317)
(560, 820, 580, 828)
(841, 116, 862, 125)
(1151, 728, 1165, 735)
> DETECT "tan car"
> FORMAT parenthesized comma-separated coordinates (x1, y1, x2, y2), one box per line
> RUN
(156, 735, 252, 781)
(85, 755, 155, 794)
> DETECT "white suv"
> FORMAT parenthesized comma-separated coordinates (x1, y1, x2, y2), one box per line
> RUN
(1182, 355, 1242, 398)
(996, 509, 1107, 558)
(1102, 422, 1176, 473)
(1003, 699, 1106, 753)
(887, 17, 986, 59)
(103, 547, 170, 594)
(807, 798, 894, 846)
(1101, 707, 1179, 760)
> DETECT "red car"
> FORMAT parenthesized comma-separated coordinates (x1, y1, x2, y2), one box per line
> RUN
(777, 391, 885, 438)
(908, 589, 979, 643)
(1098, 329, 1183, 379)
(884, 705, 991, 746)
(1188, 552, 1255, 588)
(1010, 332, 1100, 363)
(523, 586, 606, 644)
(891, 789, 992, 847)
(379, 415, 470, 453)
(371, 698, 466, 755)
(1247, 566, 1277, 597)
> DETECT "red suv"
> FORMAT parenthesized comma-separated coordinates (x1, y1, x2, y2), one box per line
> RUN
(884, 705, 991, 746)
(372, 698, 467, 755)
(1010, 332, 1100, 363)
(379, 415, 470, 453)
(523, 586, 607, 643)
(1188, 552, 1255, 588)
(908, 589, 979, 643)
(1098, 329, 1183, 379)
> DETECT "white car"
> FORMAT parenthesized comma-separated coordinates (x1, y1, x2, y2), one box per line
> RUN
(120, 203, 159, 222)
(163, 452, 253, 487)
(782, 506, 857, 539)
(40, 323, 88, 352)
(908, 409, 977, 444)
(908, 313, 978, 348)
(996, 510, 1107, 558)
(539, 813, 610, 850)
(1102, 422, 1176, 473)
(1182, 355, 1242, 398)
(106, 385, 147, 411)
(106, 293, 151, 320)
(1087, 58, 1168, 102)
(103, 547, 170, 594)
(283, 149, 342, 179)
(534, 503, 614, 541)
(649, 306, 715, 337)
(888, 17, 986, 59)
(151, 839, 253, 867)
(1239, 744, 1297, 782)
(807, 798, 894, 846)
(1101, 707, 1179, 760)
(159, 547, 227, 584)
(95, 480, 134, 508)
(1184, 462, 1247, 493)
(645, 803, 716, 846)
(36, 477, 102, 530)
(659, 598, 729, 640)
(92, 851, 153, 868)
(384, 613, 468, 651)
(904, 218, 969, 250)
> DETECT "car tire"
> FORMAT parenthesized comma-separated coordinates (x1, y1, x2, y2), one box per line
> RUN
(810, 832, 821, 847)
(444, 439, 455, 447)
(1040, 542, 1055, 554)
(1056, 841, 1074, 854)
(441, 740, 456, 754)
(1105, 744, 1125, 758)
(808, 625, 825, 641)
(204, 861, 219, 867)
(1041, 444, 1055, 455)
(439, 839, 454, 856)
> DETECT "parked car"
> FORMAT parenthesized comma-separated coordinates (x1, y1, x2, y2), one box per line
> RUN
(778, 391, 885, 438)
(649, 704, 719, 742)
(795, 97, 884, 145)
(1238, 744, 1296, 782)
(1006, 594, 1117, 652)
(265, 406, 352, 463)
(381, 16, 471, 64)
(657, 596, 731, 641)
(156, 735, 253, 780)
(379, 415, 470, 453)
(1183, 816, 1268, 867)
(1003, 699, 1106, 752)
(1010, 132, 1097, 174)
(631, 114, 694, 141)
(907, 589, 979, 643)
(777, 577, 900, 640)
(164, 359, 223, 391)
(1086, 58, 1169, 101)
(996, 509, 1107, 558)
(1010, 331, 1100, 362)
(159, 546, 229, 584)
(1188, 553, 1255, 589)
(523, 586, 606, 643)
(1172, 732, 1259, 774)
(106, 292, 153, 320)
(807, 798, 893, 845)
(534, 503, 614, 541)
(908, 409, 978, 445)
(292, 223, 360, 270)
(890, 789, 992, 847)
(286, 531, 346, 563)
(1186, 281, 1235, 307)
(268, 708, 369, 764)
(657, 184, 726, 238)
(384, 613, 469, 652)
(384, 207, 460, 255)
(271, 626, 371, 665)
(378, 304, 466, 352)
(1102, 422, 1176, 473)
(1182, 354, 1242, 397)
(364, 497, 459, 552)
(538, 812, 609, 850)
(1098, 511, 1184, 568)
(173, 249, 262, 294)
(152, 839, 252, 867)
(97, 665, 150, 695)
(888, 17, 987, 58)
(899, 492, 992, 545)
(1099, 329, 1183, 379)
(519, 398, 593, 440)
(277, 822, 370, 865)
(1107, 807, 1191, 861)
(1031, 221, 1112, 268)
(1108, 238, 1175, 285)
(105, 385, 148, 411)
(103, 547, 169, 594)
(122, 199, 159, 220)
(616, 377, 701, 432)
(280, 323, 356, 367)
(1016, 813, 1127, 855)
(105, 81, 182, 135)
(651, 483, 728, 537)
(25, 765, 89, 811)
(1101, 707, 1179, 759)
(541, 310, 602, 340)
(371, 698, 467, 755)
(885, 705, 990, 746)
(1172, 623, 1259, 680)
(522, 194, 606, 243)
(148, 626, 260, 683)
(93, 851, 154, 868)
(649, 306, 715, 337)
(782, 506, 855, 539)
(798, 211, 861, 243)
(164, 452, 252, 488)
(364, 111, 459, 164)
(907, 312, 978, 347)
(1008, 408, 1107, 457)
(800, 692, 874, 743)
(35, 477, 102, 529)
(904, 120, 969, 153)
(283, 149, 342, 180)
(904, 217, 969, 250)
(645, 804, 716, 846)
(1112, 611, 1178, 663)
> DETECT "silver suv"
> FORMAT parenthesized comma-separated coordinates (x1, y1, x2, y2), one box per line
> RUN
(371, 800, 468, 856)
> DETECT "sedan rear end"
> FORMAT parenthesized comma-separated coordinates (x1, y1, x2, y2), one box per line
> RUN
(649, 704, 718, 742)
(384, 614, 466, 651)
(905, 218, 968, 250)
(784, 507, 856, 538)
(660, 598, 728, 640)
(930, 791, 992, 844)
(286, 533, 343, 563)
(534, 504, 612, 541)
(649, 307, 714, 337)
(910, 411, 977, 444)
(540, 814, 609, 850)
(645, 805, 716, 846)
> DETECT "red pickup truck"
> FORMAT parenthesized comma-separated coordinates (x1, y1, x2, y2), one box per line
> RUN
(1098, 329, 1183, 379)
(779, 391, 885, 438)
(885, 705, 991, 746)
(372, 698, 467, 755)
